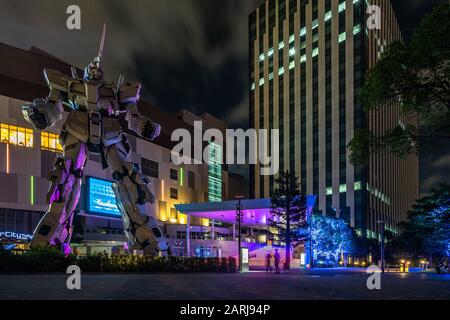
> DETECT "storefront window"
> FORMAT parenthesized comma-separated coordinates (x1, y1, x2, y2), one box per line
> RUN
(41, 132, 63, 152)
(0, 123, 33, 147)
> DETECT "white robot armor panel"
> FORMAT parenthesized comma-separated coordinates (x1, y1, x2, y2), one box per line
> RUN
(22, 24, 169, 256)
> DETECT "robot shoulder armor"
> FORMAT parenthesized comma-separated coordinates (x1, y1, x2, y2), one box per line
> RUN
(119, 82, 141, 105)
(44, 69, 69, 93)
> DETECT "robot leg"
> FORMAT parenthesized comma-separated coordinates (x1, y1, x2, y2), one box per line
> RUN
(30, 133, 87, 249)
(103, 137, 168, 255)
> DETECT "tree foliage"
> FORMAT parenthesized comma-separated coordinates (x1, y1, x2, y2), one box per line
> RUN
(391, 184, 450, 260)
(269, 171, 308, 268)
(306, 215, 354, 264)
(349, 1, 450, 165)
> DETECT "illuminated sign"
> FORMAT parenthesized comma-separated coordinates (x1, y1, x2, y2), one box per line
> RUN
(0, 231, 32, 241)
(242, 247, 249, 264)
(87, 177, 121, 217)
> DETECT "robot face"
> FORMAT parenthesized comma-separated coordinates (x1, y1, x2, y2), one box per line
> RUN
(83, 57, 104, 81)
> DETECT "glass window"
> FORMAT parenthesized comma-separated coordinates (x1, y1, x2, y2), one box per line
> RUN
(289, 60, 295, 70)
(142, 158, 159, 178)
(170, 168, 178, 181)
(41, 132, 62, 152)
(1, 123, 33, 148)
(170, 188, 178, 200)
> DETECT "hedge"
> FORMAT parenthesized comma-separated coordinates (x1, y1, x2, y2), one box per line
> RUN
(0, 247, 237, 273)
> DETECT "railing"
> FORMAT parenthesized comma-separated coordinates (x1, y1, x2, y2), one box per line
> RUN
(84, 228, 125, 235)
(80, 229, 265, 244)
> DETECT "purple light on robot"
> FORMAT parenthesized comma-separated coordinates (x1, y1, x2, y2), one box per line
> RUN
(63, 243, 71, 256)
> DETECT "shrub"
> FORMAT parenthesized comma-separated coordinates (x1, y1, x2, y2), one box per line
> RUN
(0, 249, 238, 273)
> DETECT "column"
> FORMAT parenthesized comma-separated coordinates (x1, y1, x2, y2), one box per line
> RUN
(186, 214, 191, 257)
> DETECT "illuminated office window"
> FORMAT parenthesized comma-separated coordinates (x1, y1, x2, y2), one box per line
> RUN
(0, 123, 33, 148)
(208, 141, 222, 202)
(353, 24, 361, 35)
(289, 60, 295, 70)
(41, 132, 63, 152)
(338, 1, 346, 12)
(312, 48, 319, 57)
(324, 11, 332, 22)
(278, 66, 285, 76)
(300, 27, 306, 37)
(339, 32, 346, 43)
(339, 184, 347, 193)
(289, 47, 296, 56)
(289, 34, 295, 43)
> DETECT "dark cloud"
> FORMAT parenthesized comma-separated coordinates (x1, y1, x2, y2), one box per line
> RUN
(0, 0, 260, 128)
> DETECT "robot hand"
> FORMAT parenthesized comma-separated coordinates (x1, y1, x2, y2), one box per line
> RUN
(142, 120, 161, 141)
(22, 98, 63, 131)
(128, 115, 161, 141)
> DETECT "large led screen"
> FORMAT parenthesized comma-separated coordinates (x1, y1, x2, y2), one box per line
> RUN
(87, 177, 121, 217)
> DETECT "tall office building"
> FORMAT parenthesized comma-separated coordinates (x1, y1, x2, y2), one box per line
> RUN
(249, 0, 419, 237)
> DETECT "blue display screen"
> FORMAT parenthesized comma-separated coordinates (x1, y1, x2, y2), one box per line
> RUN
(87, 177, 121, 217)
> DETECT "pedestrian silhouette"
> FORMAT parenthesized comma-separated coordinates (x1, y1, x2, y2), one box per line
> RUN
(265, 252, 273, 273)
(274, 249, 281, 274)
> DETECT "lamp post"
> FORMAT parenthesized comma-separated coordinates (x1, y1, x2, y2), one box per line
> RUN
(235, 195, 244, 272)
(377, 220, 385, 274)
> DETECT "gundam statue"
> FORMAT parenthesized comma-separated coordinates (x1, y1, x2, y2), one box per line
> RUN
(22, 25, 169, 255)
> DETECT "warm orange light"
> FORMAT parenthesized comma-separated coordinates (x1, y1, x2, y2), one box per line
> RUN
(41, 132, 62, 152)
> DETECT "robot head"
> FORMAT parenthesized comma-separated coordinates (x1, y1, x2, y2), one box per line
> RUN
(84, 56, 104, 81)
(84, 24, 106, 81)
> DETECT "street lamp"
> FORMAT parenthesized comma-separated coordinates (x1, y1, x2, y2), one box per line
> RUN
(235, 195, 244, 272)
(377, 220, 386, 274)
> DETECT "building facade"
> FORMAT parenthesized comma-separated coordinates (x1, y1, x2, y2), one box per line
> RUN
(249, 0, 419, 238)
(0, 42, 233, 254)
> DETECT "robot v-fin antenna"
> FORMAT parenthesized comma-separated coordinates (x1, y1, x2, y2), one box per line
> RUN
(117, 74, 124, 93)
(98, 23, 107, 61)
(70, 66, 78, 79)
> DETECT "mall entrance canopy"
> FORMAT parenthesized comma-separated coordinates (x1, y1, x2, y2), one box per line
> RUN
(175, 196, 317, 256)
(175, 197, 317, 227)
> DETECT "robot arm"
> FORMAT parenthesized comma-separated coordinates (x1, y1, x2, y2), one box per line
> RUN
(118, 82, 161, 141)
(22, 98, 64, 131)
(22, 69, 67, 131)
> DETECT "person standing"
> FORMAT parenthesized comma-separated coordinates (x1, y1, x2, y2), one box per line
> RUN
(265, 252, 273, 273)
(274, 249, 281, 274)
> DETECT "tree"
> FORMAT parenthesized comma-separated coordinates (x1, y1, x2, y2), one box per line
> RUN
(392, 184, 450, 262)
(307, 215, 353, 266)
(269, 171, 308, 269)
(348, 1, 450, 165)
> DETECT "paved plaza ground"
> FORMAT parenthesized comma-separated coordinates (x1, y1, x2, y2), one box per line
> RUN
(1, 269, 449, 300)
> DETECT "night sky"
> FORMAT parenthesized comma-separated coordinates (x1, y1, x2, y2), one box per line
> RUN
(0, 0, 447, 194)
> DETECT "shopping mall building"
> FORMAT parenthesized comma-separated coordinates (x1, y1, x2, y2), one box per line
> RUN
(0, 42, 254, 256)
